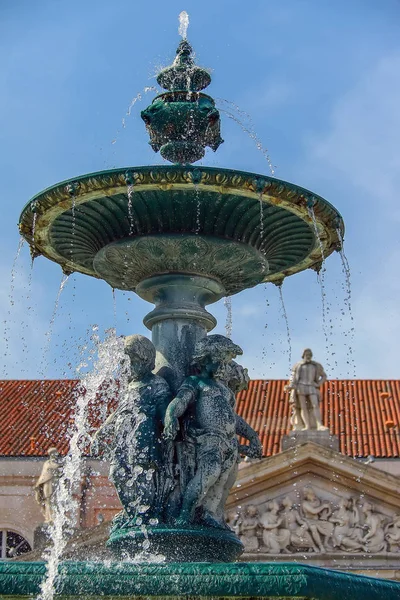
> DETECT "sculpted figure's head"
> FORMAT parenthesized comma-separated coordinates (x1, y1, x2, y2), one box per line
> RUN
(124, 334, 156, 379)
(362, 502, 373, 515)
(218, 360, 249, 393)
(47, 447, 60, 462)
(226, 509, 239, 523)
(282, 496, 293, 509)
(266, 500, 280, 513)
(303, 487, 316, 501)
(192, 334, 243, 374)
(302, 348, 313, 362)
(245, 504, 258, 518)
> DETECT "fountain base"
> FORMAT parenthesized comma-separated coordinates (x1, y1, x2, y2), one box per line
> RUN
(107, 524, 243, 562)
(2, 561, 400, 599)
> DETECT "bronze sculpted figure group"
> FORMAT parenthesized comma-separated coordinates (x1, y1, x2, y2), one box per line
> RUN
(91, 333, 262, 533)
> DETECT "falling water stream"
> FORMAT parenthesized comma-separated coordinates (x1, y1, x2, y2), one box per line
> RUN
(41, 275, 70, 378)
(218, 107, 275, 175)
(258, 191, 264, 241)
(336, 227, 356, 376)
(307, 205, 331, 366)
(127, 183, 135, 235)
(2, 238, 26, 372)
(194, 183, 201, 234)
(38, 329, 129, 600)
(224, 297, 232, 339)
(277, 284, 292, 373)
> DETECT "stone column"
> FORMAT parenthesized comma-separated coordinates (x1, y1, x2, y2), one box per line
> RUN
(136, 274, 225, 393)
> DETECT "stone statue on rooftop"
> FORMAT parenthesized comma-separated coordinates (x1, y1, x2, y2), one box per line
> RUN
(91, 334, 171, 526)
(34, 447, 63, 523)
(164, 334, 262, 529)
(285, 348, 328, 431)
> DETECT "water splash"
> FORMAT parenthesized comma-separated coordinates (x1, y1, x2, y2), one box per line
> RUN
(178, 11, 189, 39)
(38, 329, 129, 600)
(278, 284, 292, 371)
(224, 297, 232, 338)
(41, 274, 69, 377)
(218, 106, 275, 175)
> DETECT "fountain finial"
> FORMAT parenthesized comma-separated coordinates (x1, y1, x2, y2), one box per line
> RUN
(141, 23, 222, 163)
(156, 39, 211, 92)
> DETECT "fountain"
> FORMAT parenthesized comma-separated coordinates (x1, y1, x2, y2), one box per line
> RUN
(1, 11, 400, 600)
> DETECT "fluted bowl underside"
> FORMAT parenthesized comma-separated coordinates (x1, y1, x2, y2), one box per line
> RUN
(19, 166, 344, 293)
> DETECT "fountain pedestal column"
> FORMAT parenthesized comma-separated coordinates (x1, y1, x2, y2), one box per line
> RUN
(136, 274, 225, 393)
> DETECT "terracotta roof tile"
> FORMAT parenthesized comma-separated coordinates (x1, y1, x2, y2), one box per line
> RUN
(1, 379, 399, 458)
(237, 379, 400, 458)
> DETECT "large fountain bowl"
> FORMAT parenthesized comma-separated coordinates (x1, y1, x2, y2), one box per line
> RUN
(19, 165, 343, 295)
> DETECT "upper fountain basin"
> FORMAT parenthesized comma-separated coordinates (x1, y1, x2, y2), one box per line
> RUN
(19, 165, 344, 295)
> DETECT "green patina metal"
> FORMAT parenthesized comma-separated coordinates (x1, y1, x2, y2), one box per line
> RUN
(141, 40, 222, 163)
(107, 523, 243, 563)
(1, 561, 400, 599)
(18, 165, 343, 291)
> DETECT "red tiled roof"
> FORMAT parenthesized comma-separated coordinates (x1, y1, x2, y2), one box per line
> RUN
(1, 379, 399, 458)
(237, 379, 400, 458)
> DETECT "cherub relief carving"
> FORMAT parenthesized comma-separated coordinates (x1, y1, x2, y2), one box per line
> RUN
(226, 490, 398, 554)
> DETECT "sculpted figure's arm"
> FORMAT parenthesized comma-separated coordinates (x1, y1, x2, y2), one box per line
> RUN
(363, 516, 378, 541)
(91, 411, 117, 456)
(236, 415, 263, 458)
(259, 515, 282, 530)
(316, 364, 327, 388)
(303, 501, 331, 517)
(164, 384, 195, 440)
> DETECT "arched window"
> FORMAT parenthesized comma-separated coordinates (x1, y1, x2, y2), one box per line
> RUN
(0, 529, 31, 559)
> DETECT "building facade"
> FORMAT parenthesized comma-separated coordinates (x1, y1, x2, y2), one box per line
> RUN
(1, 379, 400, 579)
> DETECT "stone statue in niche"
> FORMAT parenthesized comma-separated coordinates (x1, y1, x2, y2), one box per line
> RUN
(164, 334, 262, 528)
(34, 447, 63, 523)
(300, 487, 334, 553)
(259, 500, 290, 554)
(285, 348, 327, 431)
(361, 502, 387, 553)
(330, 497, 364, 552)
(240, 505, 259, 552)
(385, 515, 400, 552)
(91, 334, 171, 525)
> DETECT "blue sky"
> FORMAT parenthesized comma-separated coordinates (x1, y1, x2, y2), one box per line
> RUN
(1, 0, 399, 381)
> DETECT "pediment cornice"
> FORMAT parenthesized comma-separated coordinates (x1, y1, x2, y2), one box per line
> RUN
(228, 442, 400, 510)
